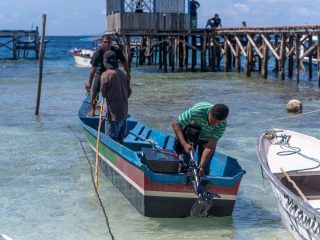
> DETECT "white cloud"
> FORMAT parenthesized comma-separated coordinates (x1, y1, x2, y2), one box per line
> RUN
(233, 3, 250, 13)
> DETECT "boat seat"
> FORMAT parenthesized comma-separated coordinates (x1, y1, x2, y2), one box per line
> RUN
(122, 139, 152, 152)
(129, 122, 145, 136)
(137, 127, 151, 141)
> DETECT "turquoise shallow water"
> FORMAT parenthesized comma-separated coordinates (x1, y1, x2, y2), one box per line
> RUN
(1, 37, 320, 240)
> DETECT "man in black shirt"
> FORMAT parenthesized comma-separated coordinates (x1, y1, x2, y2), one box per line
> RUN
(206, 13, 222, 29)
(85, 34, 131, 116)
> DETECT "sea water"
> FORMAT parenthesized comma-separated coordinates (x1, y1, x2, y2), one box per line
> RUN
(1, 36, 320, 240)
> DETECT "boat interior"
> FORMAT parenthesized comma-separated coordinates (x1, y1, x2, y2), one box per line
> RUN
(82, 114, 244, 178)
(280, 172, 320, 211)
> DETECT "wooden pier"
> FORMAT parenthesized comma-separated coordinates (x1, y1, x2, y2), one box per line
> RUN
(105, 0, 320, 86)
(0, 29, 45, 59)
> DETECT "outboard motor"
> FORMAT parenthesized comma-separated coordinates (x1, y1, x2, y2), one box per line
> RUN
(189, 151, 221, 217)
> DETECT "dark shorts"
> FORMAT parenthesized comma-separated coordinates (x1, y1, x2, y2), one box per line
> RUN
(92, 71, 101, 95)
(105, 119, 127, 143)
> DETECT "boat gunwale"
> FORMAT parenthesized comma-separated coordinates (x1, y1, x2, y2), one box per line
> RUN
(257, 133, 320, 219)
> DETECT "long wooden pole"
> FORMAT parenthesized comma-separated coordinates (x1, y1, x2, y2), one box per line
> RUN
(35, 14, 46, 115)
(280, 168, 308, 202)
(95, 100, 104, 189)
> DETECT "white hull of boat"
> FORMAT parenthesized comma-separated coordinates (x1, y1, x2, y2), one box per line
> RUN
(73, 55, 92, 68)
(257, 129, 320, 240)
(72, 48, 94, 68)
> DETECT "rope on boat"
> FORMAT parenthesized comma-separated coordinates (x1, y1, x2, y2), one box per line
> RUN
(68, 126, 115, 240)
(229, 108, 320, 127)
(263, 129, 320, 173)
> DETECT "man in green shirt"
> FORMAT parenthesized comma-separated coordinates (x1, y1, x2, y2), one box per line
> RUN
(172, 102, 229, 175)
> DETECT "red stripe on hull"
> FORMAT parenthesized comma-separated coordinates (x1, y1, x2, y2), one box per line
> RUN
(116, 156, 240, 196)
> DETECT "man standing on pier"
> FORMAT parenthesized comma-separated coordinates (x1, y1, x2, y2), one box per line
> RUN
(172, 102, 229, 176)
(190, 0, 200, 29)
(85, 34, 131, 116)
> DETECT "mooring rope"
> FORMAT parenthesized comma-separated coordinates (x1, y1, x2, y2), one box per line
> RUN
(263, 129, 320, 173)
(229, 108, 320, 127)
(68, 126, 115, 240)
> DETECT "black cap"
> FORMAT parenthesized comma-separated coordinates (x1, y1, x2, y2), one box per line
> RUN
(103, 51, 118, 69)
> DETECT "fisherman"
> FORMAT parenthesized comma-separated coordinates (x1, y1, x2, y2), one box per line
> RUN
(100, 50, 132, 143)
(206, 13, 222, 29)
(172, 102, 229, 176)
(85, 34, 131, 116)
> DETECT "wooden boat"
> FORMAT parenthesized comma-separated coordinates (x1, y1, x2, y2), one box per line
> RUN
(257, 129, 320, 240)
(72, 37, 100, 68)
(78, 96, 246, 217)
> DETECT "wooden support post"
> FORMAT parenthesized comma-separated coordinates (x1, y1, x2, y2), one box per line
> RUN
(139, 37, 146, 65)
(171, 37, 175, 72)
(201, 35, 207, 72)
(12, 37, 17, 59)
(146, 36, 151, 65)
(35, 14, 46, 115)
(246, 41, 252, 77)
(308, 35, 313, 79)
(274, 35, 279, 72)
(212, 42, 216, 71)
(135, 44, 139, 67)
(235, 38, 241, 72)
(318, 35, 320, 87)
(279, 34, 286, 80)
(185, 36, 189, 70)
(179, 36, 184, 68)
(163, 37, 168, 73)
(125, 36, 131, 72)
(295, 34, 301, 83)
(261, 38, 269, 79)
(35, 26, 40, 59)
(288, 35, 294, 78)
(224, 39, 230, 72)
(159, 36, 163, 70)
(192, 35, 196, 71)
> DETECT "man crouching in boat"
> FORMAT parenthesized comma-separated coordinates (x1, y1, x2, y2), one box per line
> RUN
(172, 103, 229, 176)
(100, 51, 132, 143)
(85, 34, 131, 116)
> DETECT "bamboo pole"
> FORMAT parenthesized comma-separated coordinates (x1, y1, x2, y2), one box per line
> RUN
(95, 101, 104, 189)
(171, 37, 175, 72)
(35, 14, 46, 116)
(280, 168, 308, 203)
(201, 35, 207, 72)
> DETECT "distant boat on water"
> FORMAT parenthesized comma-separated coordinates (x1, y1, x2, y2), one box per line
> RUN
(257, 129, 320, 240)
(72, 37, 100, 67)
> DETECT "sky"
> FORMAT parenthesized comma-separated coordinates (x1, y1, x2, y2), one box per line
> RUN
(0, 0, 320, 36)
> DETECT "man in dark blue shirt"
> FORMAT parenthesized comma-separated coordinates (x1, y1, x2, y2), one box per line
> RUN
(206, 13, 222, 29)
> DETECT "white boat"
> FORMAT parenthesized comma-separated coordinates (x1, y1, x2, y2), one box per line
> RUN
(72, 37, 100, 68)
(257, 129, 320, 240)
(72, 48, 95, 67)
